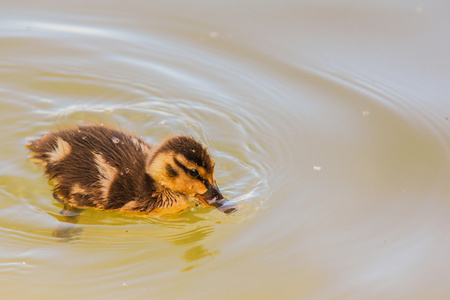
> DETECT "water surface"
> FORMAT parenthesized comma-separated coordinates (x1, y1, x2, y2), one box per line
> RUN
(1, 1, 449, 299)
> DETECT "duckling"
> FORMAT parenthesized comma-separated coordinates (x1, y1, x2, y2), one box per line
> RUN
(26, 125, 237, 215)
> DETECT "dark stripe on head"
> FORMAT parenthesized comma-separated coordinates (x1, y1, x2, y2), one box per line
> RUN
(156, 136, 213, 172)
(174, 157, 189, 174)
(174, 157, 209, 188)
(166, 164, 178, 177)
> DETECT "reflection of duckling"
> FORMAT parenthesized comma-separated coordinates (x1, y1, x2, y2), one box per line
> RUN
(26, 125, 237, 215)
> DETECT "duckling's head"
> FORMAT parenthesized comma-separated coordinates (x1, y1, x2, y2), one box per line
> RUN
(147, 136, 237, 214)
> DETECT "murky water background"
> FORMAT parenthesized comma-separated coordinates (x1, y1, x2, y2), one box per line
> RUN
(1, 1, 449, 299)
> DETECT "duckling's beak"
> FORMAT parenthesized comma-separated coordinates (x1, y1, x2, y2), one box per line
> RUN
(196, 182, 238, 214)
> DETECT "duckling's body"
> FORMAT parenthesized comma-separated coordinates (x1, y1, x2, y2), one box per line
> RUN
(26, 125, 237, 215)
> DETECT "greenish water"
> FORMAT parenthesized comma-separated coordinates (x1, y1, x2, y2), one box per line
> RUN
(1, 1, 449, 299)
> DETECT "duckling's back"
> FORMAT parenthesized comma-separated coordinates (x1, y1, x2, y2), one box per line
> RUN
(26, 125, 157, 211)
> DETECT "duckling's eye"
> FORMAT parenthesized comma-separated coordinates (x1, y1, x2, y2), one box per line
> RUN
(188, 169, 199, 178)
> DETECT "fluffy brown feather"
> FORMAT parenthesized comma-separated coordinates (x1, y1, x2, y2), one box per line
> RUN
(26, 124, 237, 215)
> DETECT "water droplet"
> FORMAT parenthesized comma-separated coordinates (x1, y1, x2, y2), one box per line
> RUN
(125, 168, 130, 174)
(82, 136, 87, 140)
(192, 149, 196, 153)
(112, 137, 120, 144)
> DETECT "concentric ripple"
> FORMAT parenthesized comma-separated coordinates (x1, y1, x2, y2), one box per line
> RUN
(1, 12, 449, 299)
(1, 20, 292, 240)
